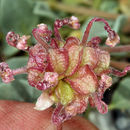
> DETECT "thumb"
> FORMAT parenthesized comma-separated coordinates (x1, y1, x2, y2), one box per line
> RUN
(0, 100, 98, 130)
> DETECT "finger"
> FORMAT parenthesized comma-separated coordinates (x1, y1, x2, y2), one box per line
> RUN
(0, 100, 55, 130)
(63, 116, 98, 130)
(0, 100, 98, 130)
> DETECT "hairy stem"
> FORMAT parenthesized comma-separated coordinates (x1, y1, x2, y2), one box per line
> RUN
(110, 60, 130, 70)
(101, 45, 130, 53)
(81, 17, 113, 44)
(12, 67, 27, 75)
(54, 18, 69, 40)
(32, 29, 50, 49)
(110, 66, 130, 77)
(54, 16, 80, 40)
(82, 18, 96, 44)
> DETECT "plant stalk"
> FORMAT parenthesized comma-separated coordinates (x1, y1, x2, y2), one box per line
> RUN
(12, 67, 27, 75)
(101, 45, 130, 53)
(110, 60, 130, 70)
(49, 2, 130, 23)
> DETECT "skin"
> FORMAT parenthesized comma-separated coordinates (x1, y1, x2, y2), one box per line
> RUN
(0, 100, 98, 130)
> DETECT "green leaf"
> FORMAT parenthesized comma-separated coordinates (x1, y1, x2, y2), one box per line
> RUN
(0, 0, 38, 34)
(0, 0, 38, 57)
(33, 1, 57, 19)
(6, 56, 28, 69)
(0, 79, 41, 102)
(110, 77, 130, 110)
(100, 0, 119, 13)
(0, 82, 23, 101)
(2, 43, 19, 58)
(113, 15, 127, 33)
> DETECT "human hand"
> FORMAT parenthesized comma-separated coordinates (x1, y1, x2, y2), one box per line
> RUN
(0, 100, 98, 130)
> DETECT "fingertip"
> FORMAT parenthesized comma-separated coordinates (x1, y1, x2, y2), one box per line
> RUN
(63, 116, 98, 130)
(0, 100, 98, 130)
(0, 100, 56, 130)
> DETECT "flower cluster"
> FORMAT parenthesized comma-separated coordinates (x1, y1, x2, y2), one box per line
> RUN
(0, 16, 130, 127)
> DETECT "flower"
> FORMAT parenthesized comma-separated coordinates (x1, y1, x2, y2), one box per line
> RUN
(0, 16, 130, 127)
(6, 31, 30, 51)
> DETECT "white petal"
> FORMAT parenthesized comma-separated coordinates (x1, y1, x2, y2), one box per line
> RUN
(34, 92, 54, 111)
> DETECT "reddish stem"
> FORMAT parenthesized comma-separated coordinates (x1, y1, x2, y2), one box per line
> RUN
(32, 29, 50, 49)
(110, 66, 130, 77)
(110, 60, 130, 70)
(12, 67, 27, 75)
(82, 17, 113, 44)
(82, 18, 96, 44)
(101, 45, 130, 53)
(54, 16, 80, 41)
(54, 18, 69, 40)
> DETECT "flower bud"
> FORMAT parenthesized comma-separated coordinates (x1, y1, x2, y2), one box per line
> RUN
(106, 32, 120, 47)
(16, 35, 30, 50)
(33, 23, 52, 43)
(69, 16, 80, 29)
(37, 23, 48, 30)
(0, 62, 14, 83)
(6, 31, 30, 51)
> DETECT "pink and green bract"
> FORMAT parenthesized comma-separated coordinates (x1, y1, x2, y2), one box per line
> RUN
(0, 16, 130, 126)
